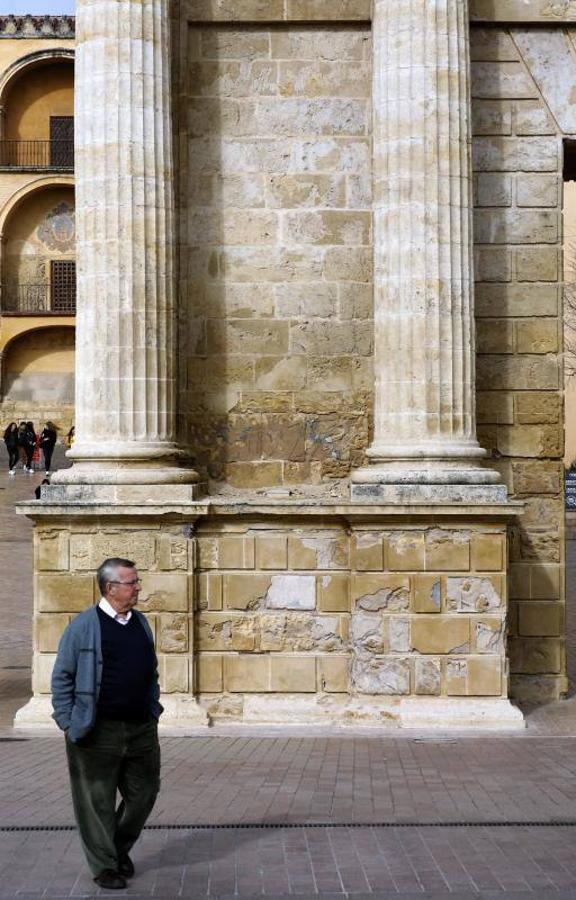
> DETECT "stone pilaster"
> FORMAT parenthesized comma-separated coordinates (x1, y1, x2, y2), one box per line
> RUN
(352, 0, 503, 502)
(53, 0, 197, 489)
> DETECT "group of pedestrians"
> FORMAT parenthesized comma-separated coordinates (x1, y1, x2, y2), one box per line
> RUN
(3, 420, 58, 476)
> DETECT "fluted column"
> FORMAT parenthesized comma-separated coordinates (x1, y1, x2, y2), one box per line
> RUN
(352, 0, 502, 501)
(55, 0, 197, 486)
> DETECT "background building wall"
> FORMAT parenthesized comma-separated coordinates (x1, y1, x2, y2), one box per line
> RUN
(4, 61, 73, 141)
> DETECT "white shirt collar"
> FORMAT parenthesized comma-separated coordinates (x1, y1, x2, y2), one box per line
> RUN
(98, 597, 132, 624)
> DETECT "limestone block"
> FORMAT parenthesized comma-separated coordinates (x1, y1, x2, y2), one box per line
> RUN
(188, 206, 279, 241)
(197, 613, 257, 651)
(411, 618, 470, 654)
(36, 531, 70, 572)
(413, 576, 441, 614)
(197, 573, 223, 611)
(318, 574, 350, 612)
(477, 392, 514, 425)
(496, 425, 561, 458)
(38, 575, 95, 613)
(475, 283, 559, 317)
(513, 100, 556, 136)
(516, 246, 559, 283)
(155, 533, 189, 572)
(351, 612, 385, 654)
(306, 359, 353, 392)
(472, 137, 558, 172)
(352, 575, 411, 612)
(188, 60, 278, 99)
(446, 577, 503, 613)
(33, 653, 56, 694)
(352, 658, 410, 696)
(414, 659, 441, 696)
(159, 656, 189, 694)
(137, 574, 190, 613)
(255, 358, 307, 391)
(266, 174, 345, 210)
(476, 320, 514, 354)
(389, 618, 410, 653)
(199, 28, 271, 59)
(475, 173, 512, 206)
(159, 614, 189, 653)
(521, 497, 562, 530)
(226, 462, 284, 488)
(511, 461, 562, 495)
(445, 659, 467, 696)
(276, 282, 338, 319)
(323, 247, 372, 283)
(278, 60, 370, 99)
(509, 637, 562, 674)
(352, 533, 384, 571)
(471, 62, 537, 98)
(319, 657, 350, 693)
(283, 461, 323, 484)
(515, 320, 558, 354)
(224, 655, 271, 692)
(207, 320, 289, 355)
(270, 657, 316, 692)
(467, 658, 502, 696)
(69, 532, 156, 572)
(470, 29, 520, 62)
(471, 534, 504, 572)
(270, 28, 370, 61)
(291, 321, 373, 356)
(476, 356, 558, 390)
(511, 529, 561, 564)
(425, 531, 470, 572)
(347, 174, 372, 208)
(291, 138, 371, 175)
(265, 574, 316, 610)
(474, 247, 512, 282)
(261, 417, 306, 462)
(519, 602, 563, 637)
(472, 101, 512, 135)
(515, 392, 561, 425)
(284, 210, 371, 245)
(255, 535, 288, 570)
(189, 173, 267, 209)
(516, 174, 559, 208)
(530, 566, 561, 600)
(474, 209, 558, 244)
(386, 534, 425, 571)
(288, 533, 349, 570)
(285, 0, 371, 19)
(239, 394, 292, 413)
(259, 613, 344, 653)
(196, 655, 223, 692)
(223, 573, 272, 610)
(34, 615, 71, 653)
(474, 618, 504, 654)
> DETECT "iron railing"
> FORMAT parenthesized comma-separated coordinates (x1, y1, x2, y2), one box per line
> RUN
(0, 140, 74, 169)
(1, 283, 76, 315)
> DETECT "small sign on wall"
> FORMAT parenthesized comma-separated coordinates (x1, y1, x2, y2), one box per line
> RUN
(566, 470, 576, 508)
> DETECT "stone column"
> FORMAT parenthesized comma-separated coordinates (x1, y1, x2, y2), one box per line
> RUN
(352, 0, 503, 502)
(54, 0, 197, 489)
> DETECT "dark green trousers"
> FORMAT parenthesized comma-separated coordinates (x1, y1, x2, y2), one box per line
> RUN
(65, 717, 160, 876)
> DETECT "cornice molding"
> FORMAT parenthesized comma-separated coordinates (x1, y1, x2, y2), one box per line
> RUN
(0, 15, 75, 39)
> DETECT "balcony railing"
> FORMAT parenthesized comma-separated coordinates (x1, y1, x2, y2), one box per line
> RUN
(1, 283, 76, 315)
(0, 140, 74, 169)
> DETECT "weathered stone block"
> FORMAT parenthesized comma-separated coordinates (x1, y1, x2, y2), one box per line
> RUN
(285, 0, 371, 19)
(158, 614, 189, 653)
(425, 531, 470, 572)
(473, 618, 504, 654)
(509, 637, 562, 675)
(474, 246, 512, 282)
(511, 461, 562, 495)
(323, 247, 372, 282)
(33, 653, 56, 694)
(477, 392, 514, 425)
(446, 577, 503, 613)
(476, 355, 559, 390)
(34, 614, 71, 653)
(155, 532, 189, 572)
(519, 602, 563, 637)
(226, 462, 284, 488)
(138, 574, 190, 612)
(467, 657, 502, 696)
(38, 575, 94, 613)
(351, 532, 384, 571)
(36, 531, 70, 572)
(530, 566, 561, 600)
(224, 655, 270, 692)
(318, 573, 350, 612)
(69, 532, 156, 572)
(513, 100, 555, 136)
(197, 573, 223, 611)
(352, 574, 411, 612)
(472, 100, 512, 135)
(497, 425, 561, 459)
(270, 656, 316, 692)
(389, 617, 410, 652)
(471, 62, 536, 99)
(515, 246, 559, 282)
(288, 532, 349, 570)
(196, 655, 223, 692)
(475, 172, 512, 206)
(223, 573, 272, 610)
(386, 534, 425, 571)
(470, 29, 519, 62)
(411, 618, 470, 654)
(516, 173, 559, 208)
(197, 613, 257, 652)
(475, 283, 559, 318)
(414, 659, 441, 696)
(291, 321, 373, 356)
(474, 209, 558, 244)
(413, 575, 441, 613)
(319, 656, 350, 693)
(255, 534, 288, 570)
(270, 27, 370, 60)
(254, 357, 306, 392)
(352, 657, 411, 695)
(476, 320, 514, 354)
(261, 417, 307, 461)
(515, 392, 561, 424)
(260, 612, 344, 653)
(351, 611, 386, 654)
(472, 137, 558, 172)
(159, 656, 189, 693)
(471, 534, 504, 571)
(217, 535, 255, 570)
(265, 574, 316, 610)
(515, 320, 558, 354)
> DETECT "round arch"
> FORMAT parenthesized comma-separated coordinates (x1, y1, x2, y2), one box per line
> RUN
(0, 48, 74, 106)
(0, 175, 75, 240)
(0, 323, 76, 405)
(0, 319, 75, 356)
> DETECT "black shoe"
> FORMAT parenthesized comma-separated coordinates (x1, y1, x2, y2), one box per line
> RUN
(117, 853, 135, 878)
(93, 869, 126, 890)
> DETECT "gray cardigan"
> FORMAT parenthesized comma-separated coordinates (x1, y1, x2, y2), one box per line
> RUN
(51, 605, 162, 742)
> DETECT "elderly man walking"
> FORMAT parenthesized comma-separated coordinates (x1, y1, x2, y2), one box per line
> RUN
(51, 557, 162, 890)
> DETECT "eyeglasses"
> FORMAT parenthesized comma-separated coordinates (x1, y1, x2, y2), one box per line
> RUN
(109, 579, 142, 586)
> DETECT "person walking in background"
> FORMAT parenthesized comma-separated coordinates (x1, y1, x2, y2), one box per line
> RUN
(3, 422, 19, 474)
(17, 421, 27, 469)
(51, 557, 162, 890)
(23, 421, 36, 473)
(39, 421, 58, 475)
(66, 424, 75, 449)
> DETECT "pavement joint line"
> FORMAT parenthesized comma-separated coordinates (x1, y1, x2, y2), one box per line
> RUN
(4, 821, 576, 831)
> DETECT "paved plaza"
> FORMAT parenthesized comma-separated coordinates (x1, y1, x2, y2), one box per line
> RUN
(2, 452, 576, 898)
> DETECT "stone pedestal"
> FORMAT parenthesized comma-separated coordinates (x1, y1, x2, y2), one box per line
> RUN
(352, 0, 502, 501)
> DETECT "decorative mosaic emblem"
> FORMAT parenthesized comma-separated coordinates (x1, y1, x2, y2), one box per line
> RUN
(37, 202, 75, 252)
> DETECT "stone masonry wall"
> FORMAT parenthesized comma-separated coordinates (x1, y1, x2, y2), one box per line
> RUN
(471, 27, 566, 701)
(179, 25, 373, 488)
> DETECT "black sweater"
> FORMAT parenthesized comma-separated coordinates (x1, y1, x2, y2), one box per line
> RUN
(96, 607, 155, 722)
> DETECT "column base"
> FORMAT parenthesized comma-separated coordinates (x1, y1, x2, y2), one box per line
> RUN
(351, 482, 508, 503)
(400, 697, 525, 731)
(351, 461, 506, 504)
(13, 695, 58, 732)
